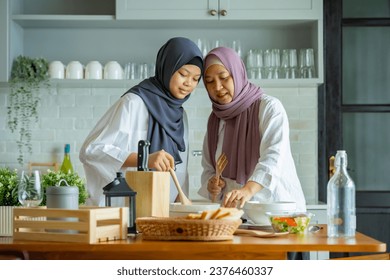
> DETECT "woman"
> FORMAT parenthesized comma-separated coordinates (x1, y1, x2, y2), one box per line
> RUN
(198, 47, 306, 212)
(80, 37, 203, 206)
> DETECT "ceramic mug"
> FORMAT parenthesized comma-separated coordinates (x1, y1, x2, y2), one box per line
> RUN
(104, 61, 123, 80)
(66, 61, 84, 79)
(85, 61, 103, 80)
(49, 61, 65, 79)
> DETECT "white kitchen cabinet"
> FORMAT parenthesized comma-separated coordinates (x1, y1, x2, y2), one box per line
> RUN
(0, 0, 323, 85)
(116, 0, 217, 20)
(117, 0, 321, 20)
(307, 204, 329, 260)
(0, 0, 9, 82)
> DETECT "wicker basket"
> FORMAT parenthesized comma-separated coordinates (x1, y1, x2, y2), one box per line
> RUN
(136, 217, 242, 241)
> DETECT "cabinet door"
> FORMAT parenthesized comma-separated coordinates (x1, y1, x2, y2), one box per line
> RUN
(221, 0, 322, 20)
(0, 0, 9, 82)
(116, 0, 219, 20)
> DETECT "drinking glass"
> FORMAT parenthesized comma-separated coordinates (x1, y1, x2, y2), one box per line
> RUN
(264, 49, 270, 79)
(299, 48, 315, 78)
(18, 170, 43, 207)
(138, 63, 149, 80)
(246, 49, 264, 79)
(246, 49, 257, 79)
(148, 63, 156, 77)
(271, 49, 281, 79)
(289, 49, 298, 78)
(212, 39, 226, 49)
(125, 62, 137, 80)
(263, 49, 281, 79)
(281, 49, 298, 79)
(196, 38, 210, 57)
(231, 40, 242, 58)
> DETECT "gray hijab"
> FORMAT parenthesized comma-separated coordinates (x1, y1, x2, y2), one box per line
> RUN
(124, 37, 203, 164)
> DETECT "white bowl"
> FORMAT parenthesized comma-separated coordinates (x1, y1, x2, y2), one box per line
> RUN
(66, 61, 83, 79)
(104, 61, 123, 79)
(169, 202, 220, 217)
(49, 61, 65, 79)
(243, 201, 297, 225)
(85, 61, 103, 79)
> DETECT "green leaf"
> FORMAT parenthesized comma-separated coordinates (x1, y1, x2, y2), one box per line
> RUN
(7, 55, 50, 165)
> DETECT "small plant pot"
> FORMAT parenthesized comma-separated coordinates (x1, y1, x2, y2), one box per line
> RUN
(0, 206, 15, 236)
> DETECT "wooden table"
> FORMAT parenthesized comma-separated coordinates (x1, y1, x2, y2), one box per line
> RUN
(0, 225, 386, 260)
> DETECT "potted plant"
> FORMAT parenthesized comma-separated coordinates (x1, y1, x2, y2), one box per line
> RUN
(7, 55, 50, 165)
(0, 167, 89, 236)
(41, 170, 89, 206)
(0, 167, 19, 236)
(0, 167, 19, 207)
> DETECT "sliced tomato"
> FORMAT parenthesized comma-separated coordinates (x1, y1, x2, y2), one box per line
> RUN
(273, 217, 297, 226)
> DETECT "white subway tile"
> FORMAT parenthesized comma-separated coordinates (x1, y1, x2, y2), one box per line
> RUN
(1, 84, 319, 202)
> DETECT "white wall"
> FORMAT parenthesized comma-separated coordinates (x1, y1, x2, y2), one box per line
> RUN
(0, 82, 318, 202)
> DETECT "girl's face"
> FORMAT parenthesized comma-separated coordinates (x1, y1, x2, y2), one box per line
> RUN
(204, 64, 234, 104)
(169, 64, 201, 99)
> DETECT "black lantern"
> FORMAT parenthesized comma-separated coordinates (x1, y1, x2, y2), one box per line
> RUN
(103, 172, 137, 234)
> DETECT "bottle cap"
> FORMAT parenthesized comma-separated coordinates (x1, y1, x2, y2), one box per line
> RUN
(335, 150, 347, 167)
(64, 144, 70, 153)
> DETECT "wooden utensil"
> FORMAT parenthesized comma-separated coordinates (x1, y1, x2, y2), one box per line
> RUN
(234, 228, 289, 238)
(169, 168, 192, 205)
(212, 153, 228, 202)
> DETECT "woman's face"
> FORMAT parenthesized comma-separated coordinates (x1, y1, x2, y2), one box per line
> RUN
(204, 64, 234, 104)
(169, 64, 201, 99)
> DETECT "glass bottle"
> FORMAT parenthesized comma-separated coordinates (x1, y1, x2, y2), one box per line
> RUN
(327, 150, 356, 238)
(60, 144, 74, 174)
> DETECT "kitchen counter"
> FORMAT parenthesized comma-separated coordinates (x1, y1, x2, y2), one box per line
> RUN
(0, 225, 386, 260)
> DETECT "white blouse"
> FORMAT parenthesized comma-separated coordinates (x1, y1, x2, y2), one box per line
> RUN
(198, 94, 307, 212)
(79, 93, 189, 206)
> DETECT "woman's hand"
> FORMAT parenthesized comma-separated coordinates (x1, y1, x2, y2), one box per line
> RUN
(207, 176, 226, 199)
(223, 181, 263, 208)
(148, 150, 174, 171)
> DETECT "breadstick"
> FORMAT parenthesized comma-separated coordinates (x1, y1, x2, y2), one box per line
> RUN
(187, 213, 201, 219)
(216, 212, 231, 220)
(210, 208, 221, 219)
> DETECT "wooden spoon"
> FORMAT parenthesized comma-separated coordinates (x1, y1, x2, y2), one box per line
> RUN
(234, 228, 289, 238)
(212, 152, 228, 202)
(169, 168, 192, 205)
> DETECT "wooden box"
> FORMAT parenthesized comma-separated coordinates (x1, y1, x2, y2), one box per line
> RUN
(13, 206, 128, 243)
(125, 171, 170, 218)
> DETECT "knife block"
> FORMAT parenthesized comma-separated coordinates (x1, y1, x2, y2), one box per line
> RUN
(125, 171, 170, 218)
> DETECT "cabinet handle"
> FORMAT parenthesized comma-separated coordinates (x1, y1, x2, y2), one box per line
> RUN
(220, 10, 228, 16)
(209, 9, 217, 16)
(329, 155, 335, 179)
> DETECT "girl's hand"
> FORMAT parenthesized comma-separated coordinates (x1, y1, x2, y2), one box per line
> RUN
(223, 181, 263, 208)
(148, 149, 174, 171)
(207, 176, 226, 198)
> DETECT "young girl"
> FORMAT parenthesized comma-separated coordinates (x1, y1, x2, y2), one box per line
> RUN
(198, 46, 306, 212)
(80, 37, 203, 206)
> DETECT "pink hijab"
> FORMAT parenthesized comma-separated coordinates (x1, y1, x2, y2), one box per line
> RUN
(204, 47, 263, 184)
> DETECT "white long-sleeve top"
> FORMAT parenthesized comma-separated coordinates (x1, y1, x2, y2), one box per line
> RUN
(79, 93, 188, 206)
(198, 94, 306, 212)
